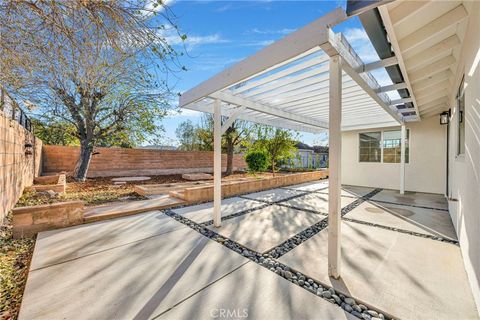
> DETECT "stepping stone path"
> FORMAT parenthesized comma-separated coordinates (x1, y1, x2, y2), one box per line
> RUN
(111, 176, 151, 182)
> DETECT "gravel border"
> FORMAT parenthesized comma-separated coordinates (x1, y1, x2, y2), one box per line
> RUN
(260, 188, 383, 259)
(164, 209, 395, 320)
(343, 217, 459, 245)
(201, 203, 271, 227)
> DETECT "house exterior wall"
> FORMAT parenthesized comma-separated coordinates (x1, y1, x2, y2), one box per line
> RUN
(446, 1, 480, 310)
(341, 116, 446, 194)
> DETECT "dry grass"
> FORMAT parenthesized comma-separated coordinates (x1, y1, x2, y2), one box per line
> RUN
(0, 213, 35, 320)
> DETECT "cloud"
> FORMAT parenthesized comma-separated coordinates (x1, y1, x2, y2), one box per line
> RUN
(247, 28, 295, 35)
(190, 56, 244, 72)
(214, 3, 234, 12)
(343, 27, 380, 63)
(158, 26, 230, 48)
(242, 39, 275, 47)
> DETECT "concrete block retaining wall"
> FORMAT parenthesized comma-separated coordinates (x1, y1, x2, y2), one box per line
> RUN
(182, 170, 329, 203)
(42, 145, 247, 177)
(27, 173, 66, 194)
(0, 110, 42, 220)
(12, 201, 84, 238)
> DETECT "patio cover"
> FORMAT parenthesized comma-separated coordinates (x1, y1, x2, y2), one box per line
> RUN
(179, 8, 405, 133)
(178, 7, 409, 279)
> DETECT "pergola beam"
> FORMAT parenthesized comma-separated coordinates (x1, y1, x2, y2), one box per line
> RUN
(378, 5, 421, 120)
(234, 55, 329, 95)
(221, 105, 247, 135)
(376, 82, 407, 93)
(187, 101, 322, 133)
(390, 97, 413, 106)
(355, 56, 398, 73)
(210, 91, 329, 129)
(322, 31, 403, 124)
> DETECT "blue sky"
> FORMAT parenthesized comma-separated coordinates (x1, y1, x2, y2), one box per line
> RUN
(154, 0, 391, 146)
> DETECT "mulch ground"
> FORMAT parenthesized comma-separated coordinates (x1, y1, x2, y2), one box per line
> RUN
(0, 213, 35, 320)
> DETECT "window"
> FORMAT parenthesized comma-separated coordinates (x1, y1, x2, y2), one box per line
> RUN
(457, 77, 465, 155)
(383, 130, 409, 163)
(359, 132, 381, 162)
(359, 130, 410, 163)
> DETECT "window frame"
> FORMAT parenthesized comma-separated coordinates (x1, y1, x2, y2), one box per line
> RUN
(358, 129, 410, 164)
(358, 131, 382, 163)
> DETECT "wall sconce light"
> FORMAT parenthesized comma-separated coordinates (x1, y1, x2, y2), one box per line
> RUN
(440, 111, 450, 125)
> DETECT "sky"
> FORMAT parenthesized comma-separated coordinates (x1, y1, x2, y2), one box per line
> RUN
(151, 0, 395, 147)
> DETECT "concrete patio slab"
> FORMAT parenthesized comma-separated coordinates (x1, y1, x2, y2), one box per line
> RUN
(83, 195, 185, 223)
(316, 187, 367, 198)
(31, 211, 188, 270)
(282, 193, 356, 213)
(352, 200, 457, 239)
(284, 180, 328, 191)
(209, 205, 324, 253)
(241, 188, 306, 202)
(20, 224, 250, 320)
(279, 221, 478, 320)
(341, 185, 376, 197)
(370, 189, 448, 210)
(157, 262, 356, 320)
(172, 197, 266, 224)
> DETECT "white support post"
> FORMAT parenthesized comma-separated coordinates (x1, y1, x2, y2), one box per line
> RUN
(213, 99, 222, 227)
(400, 124, 406, 195)
(328, 55, 342, 279)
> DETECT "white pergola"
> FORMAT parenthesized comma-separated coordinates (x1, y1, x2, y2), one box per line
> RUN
(179, 8, 409, 278)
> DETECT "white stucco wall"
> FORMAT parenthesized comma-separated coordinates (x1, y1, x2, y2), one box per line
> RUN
(446, 1, 480, 312)
(341, 115, 446, 194)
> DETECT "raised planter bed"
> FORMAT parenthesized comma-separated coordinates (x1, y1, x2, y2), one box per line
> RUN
(27, 173, 67, 194)
(134, 181, 209, 196)
(12, 201, 84, 238)
(178, 170, 328, 203)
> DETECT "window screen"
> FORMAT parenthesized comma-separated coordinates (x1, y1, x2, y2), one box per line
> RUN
(359, 132, 381, 162)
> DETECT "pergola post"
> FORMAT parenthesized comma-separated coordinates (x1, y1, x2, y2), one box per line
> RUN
(328, 55, 342, 279)
(213, 99, 222, 227)
(400, 124, 406, 194)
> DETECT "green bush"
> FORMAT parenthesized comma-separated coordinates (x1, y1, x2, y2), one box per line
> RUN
(245, 151, 268, 173)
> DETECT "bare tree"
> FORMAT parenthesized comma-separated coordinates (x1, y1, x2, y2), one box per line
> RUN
(0, 0, 184, 180)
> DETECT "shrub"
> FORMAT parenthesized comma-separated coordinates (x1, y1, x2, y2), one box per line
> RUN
(245, 151, 268, 173)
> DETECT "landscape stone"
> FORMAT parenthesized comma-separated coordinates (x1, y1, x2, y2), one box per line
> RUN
(182, 173, 213, 181)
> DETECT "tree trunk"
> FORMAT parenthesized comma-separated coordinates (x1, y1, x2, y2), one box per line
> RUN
(74, 138, 94, 181)
(225, 139, 234, 176)
(272, 159, 276, 177)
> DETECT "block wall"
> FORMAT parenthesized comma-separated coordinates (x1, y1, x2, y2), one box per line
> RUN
(42, 145, 247, 177)
(0, 111, 42, 220)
